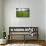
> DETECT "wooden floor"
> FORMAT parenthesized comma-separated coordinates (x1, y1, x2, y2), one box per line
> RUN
(0, 40, 46, 46)
(9, 40, 46, 46)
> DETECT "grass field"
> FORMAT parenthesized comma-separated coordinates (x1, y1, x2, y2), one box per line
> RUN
(16, 11, 29, 17)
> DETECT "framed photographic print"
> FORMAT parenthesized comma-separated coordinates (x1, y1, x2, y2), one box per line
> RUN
(16, 8, 30, 17)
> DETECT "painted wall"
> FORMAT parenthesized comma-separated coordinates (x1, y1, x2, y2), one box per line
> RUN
(3, 0, 45, 40)
(0, 0, 3, 38)
(45, 0, 46, 40)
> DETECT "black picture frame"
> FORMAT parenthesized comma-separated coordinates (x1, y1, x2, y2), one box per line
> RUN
(16, 8, 30, 17)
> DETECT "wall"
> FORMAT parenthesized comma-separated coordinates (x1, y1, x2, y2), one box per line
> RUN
(3, 0, 45, 40)
(45, 0, 46, 40)
(0, 0, 3, 38)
